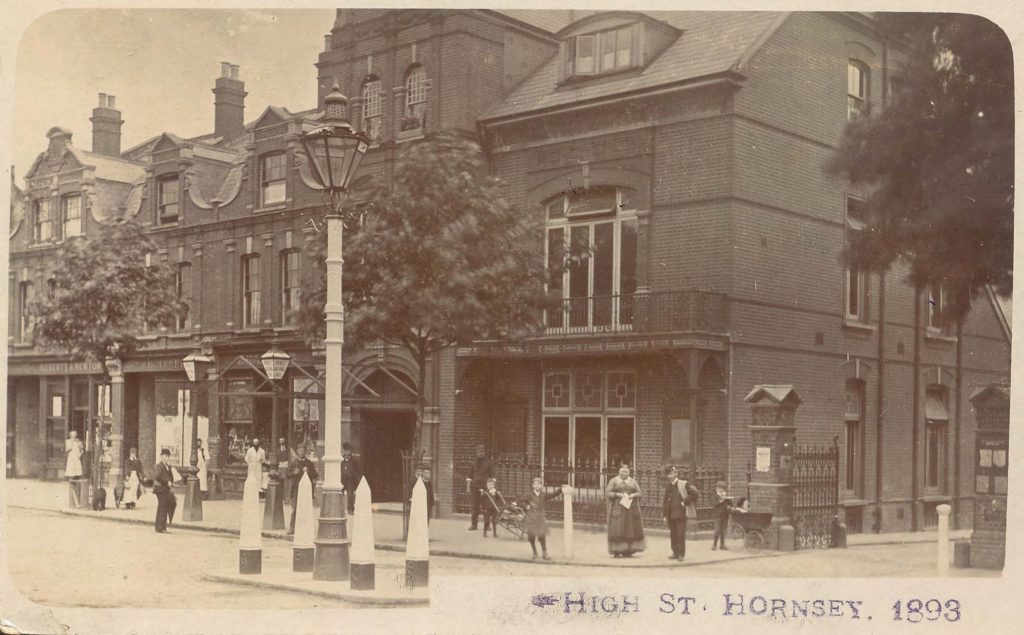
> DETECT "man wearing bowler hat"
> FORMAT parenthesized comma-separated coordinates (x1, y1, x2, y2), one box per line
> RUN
(153, 448, 177, 533)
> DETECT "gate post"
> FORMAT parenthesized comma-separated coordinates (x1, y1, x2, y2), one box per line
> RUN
(744, 385, 800, 550)
(969, 385, 1009, 569)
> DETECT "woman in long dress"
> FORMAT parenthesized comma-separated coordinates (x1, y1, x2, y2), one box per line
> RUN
(196, 439, 209, 499)
(240, 439, 264, 549)
(606, 464, 646, 557)
(64, 430, 84, 480)
(123, 447, 144, 509)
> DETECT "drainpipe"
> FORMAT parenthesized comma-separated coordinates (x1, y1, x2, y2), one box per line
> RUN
(911, 286, 921, 531)
(953, 319, 963, 529)
(875, 270, 886, 533)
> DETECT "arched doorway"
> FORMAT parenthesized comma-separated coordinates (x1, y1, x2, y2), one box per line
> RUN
(353, 369, 417, 503)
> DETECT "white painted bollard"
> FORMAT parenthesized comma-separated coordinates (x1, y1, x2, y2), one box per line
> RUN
(239, 469, 262, 574)
(937, 503, 951, 575)
(350, 477, 375, 589)
(292, 472, 315, 572)
(561, 484, 575, 560)
(405, 478, 429, 587)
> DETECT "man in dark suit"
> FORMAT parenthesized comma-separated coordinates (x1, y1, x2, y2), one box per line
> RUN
(662, 466, 699, 561)
(340, 442, 360, 513)
(153, 448, 177, 533)
(467, 445, 492, 530)
(407, 465, 435, 525)
(288, 444, 319, 534)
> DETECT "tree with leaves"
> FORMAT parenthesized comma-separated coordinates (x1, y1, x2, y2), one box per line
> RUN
(828, 13, 1013, 322)
(300, 132, 550, 451)
(31, 217, 187, 364)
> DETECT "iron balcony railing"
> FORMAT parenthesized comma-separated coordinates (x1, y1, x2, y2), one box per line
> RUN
(543, 290, 728, 336)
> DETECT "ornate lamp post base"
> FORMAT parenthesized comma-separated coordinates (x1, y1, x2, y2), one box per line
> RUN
(293, 547, 315, 572)
(313, 488, 351, 581)
(262, 471, 286, 530)
(181, 466, 203, 522)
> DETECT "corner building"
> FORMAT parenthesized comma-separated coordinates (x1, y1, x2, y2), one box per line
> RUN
(8, 11, 1010, 534)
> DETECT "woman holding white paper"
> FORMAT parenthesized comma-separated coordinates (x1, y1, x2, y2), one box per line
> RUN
(606, 464, 646, 557)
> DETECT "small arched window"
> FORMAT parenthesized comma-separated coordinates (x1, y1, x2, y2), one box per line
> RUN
(403, 65, 427, 130)
(361, 77, 382, 140)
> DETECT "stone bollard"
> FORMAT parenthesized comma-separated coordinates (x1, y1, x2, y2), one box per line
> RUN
(405, 478, 429, 588)
(292, 472, 315, 572)
(350, 477, 375, 590)
(777, 524, 795, 551)
(561, 484, 575, 560)
(239, 469, 262, 574)
(937, 503, 951, 575)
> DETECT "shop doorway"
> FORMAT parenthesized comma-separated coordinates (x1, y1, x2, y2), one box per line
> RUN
(359, 408, 416, 502)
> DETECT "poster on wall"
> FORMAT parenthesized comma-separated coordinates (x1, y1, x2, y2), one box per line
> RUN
(154, 389, 209, 465)
(51, 395, 63, 418)
(755, 446, 771, 472)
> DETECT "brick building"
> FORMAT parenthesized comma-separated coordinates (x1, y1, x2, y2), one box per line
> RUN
(7, 10, 1010, 533)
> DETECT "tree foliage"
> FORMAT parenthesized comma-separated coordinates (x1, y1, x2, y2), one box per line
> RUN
(299, 132, 550, 448)
(30, 218, 187, 364)
(827, 13, 1013, 321)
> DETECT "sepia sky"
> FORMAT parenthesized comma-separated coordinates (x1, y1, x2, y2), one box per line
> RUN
(11, 8, 334, 180)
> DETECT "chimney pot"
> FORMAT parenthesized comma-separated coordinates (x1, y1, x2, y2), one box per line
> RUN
(107, 95, 116, 109)
(99, 93, 108, 107)
(230, 64, 240, 80)
(221, 62, 231, 78)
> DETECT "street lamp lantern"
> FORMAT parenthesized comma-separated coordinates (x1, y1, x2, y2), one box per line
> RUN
(183, 349, 213, 383)
(300, 83, 370, 199)
(300, 80, 369, 582)
(260, 346, 291, 381)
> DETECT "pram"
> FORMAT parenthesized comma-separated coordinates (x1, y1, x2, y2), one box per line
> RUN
(482, 487, 527, 540)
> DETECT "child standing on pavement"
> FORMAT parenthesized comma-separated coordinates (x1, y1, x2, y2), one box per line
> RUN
(515, 477, 561, 560)
(482, 477, 500, 538)
(712, 481, 733, 550)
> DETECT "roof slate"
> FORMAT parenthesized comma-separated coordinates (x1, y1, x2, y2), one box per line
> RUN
(484, 11, 783, 120)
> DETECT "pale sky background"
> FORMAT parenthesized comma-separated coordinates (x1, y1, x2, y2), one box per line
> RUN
(11, 9, 335, 180)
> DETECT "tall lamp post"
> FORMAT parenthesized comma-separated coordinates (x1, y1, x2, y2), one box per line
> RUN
(300, 82, 370, 581)
(182, 345, 213, 521)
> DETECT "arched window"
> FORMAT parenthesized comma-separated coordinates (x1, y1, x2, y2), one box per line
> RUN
(847, 60, 869, 120)
(361, 77, 382, 140)
(403, 65, 427, 130)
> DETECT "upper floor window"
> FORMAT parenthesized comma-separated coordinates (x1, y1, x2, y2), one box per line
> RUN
(18, 280, 33, 342)
(848, 61, 869, 120)
(33, 199, 54, 242)
(61, 195, 82, 238)
(565, 24, 638, 79)
(404, 65, 427, 127)
(362, 78, 382, 140)
(175, 262, 192, 332)
(242, 254, 261, 327)
(544, 186, 638, 333)
(281, 249, 301, 326)
(260, 152, 287, 206)
(158, 176, 180, 225)
(845, 197, 868, 323)
(927, 283, 952, 335)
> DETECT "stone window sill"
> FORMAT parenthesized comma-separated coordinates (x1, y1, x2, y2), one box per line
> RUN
(924, 329, 957, 343)
(840, 498, 869, 507)
(842, 319, 876, 334)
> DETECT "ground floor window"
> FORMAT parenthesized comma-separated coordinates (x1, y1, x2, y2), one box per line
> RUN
(924, 387, 949, 494)
(541, 414, 635, 488)
(844, 379, 864, 497)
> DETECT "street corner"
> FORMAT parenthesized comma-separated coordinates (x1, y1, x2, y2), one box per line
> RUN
(200, 569, 430, 607)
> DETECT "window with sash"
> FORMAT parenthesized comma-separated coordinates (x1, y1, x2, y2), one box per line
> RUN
(158, 176, 180, 224)
(61, 195, 82, 238)
(564, 23, 638, 79)
(361, 78, 382, 140)
(845, 197, 869, 323)
(848, 61, 869, 120)
(33, 199, 54, 242)
(242, 254, 261, 327)
(280, 249, 301, 326)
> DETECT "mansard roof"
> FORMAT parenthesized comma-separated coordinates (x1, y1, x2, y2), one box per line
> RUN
(483, 11, 786, 121)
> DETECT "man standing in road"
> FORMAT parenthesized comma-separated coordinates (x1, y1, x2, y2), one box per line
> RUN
(340, 442, 360, 513)
(153, 448, 177, 533)
(662, 466, 698, 561)
(467, 444, 492, 531)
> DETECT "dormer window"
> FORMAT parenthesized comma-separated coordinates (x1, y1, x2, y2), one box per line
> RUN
(33, 199, 54, 242)
(61, 195, 82, 238)
(260, 152, 287, 206)
(565, 24, 638, 79)
(157, 176, 180, 225)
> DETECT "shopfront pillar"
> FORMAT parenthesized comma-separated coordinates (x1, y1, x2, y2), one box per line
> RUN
(969, 385, 1009, 569)
(744, 384, 800, 549)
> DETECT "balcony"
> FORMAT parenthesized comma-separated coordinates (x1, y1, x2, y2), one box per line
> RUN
(544, 290, 728, 336)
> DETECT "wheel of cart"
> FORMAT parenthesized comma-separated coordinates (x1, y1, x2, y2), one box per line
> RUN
(725, 509, 773, 551)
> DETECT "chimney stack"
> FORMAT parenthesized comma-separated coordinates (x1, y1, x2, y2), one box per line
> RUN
(90, 92, 124, 157)
(213, 62, 247, 141)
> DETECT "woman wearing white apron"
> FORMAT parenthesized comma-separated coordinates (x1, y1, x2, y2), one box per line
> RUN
(240, 439, 264, 547)
(64, 431, 84, 479)
(123, 447, 144, 509)
(196, 439, 209, 500)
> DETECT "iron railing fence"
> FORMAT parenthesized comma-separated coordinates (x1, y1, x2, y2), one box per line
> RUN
(791, 440, 841, 549)
(543, 290, 728, 336)
(454, 458, 725, 531)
